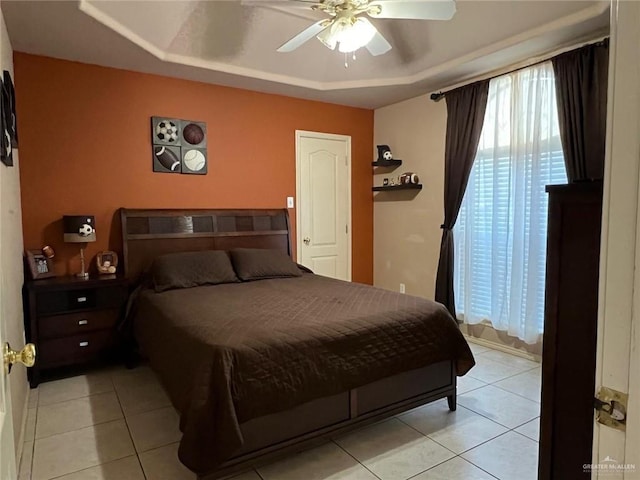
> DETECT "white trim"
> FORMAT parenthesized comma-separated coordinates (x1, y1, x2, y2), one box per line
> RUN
(78, 0, 608, 93)
(295, 130, 352, 282)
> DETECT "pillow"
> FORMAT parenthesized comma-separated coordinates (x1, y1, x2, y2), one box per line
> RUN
(151, 250, 239, 292)
(230, 248, 303, 281)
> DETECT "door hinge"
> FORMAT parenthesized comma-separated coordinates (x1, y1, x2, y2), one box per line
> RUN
(595, 386, 627, 431)
(346, 225, 348, 234)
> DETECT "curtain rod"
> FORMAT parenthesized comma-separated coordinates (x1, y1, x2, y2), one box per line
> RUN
(430, 37, 609, 102)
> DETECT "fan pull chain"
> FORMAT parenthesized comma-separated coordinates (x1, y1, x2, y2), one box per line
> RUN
(344, 53, 348, 68)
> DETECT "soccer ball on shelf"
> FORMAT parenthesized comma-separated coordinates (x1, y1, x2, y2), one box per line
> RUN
(383, 150, 393, 160)
(78, 223, 94, 237)
(156, 120, 178, 143)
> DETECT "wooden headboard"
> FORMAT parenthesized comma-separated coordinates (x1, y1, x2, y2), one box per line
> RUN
(119, 208, 291, 280)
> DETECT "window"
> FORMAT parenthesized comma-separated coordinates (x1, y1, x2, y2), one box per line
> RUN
(453, 62, 567, 344)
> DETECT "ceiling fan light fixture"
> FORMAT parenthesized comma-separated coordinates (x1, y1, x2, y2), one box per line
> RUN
(316, 16, 376, 54)
(337, 17, 376, 53)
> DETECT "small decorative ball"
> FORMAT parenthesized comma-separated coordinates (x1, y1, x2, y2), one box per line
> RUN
(156, 120, 178, 143)
(383, 150, 393, 160)
(183, 149, 206, 172)
(78, 223, 94, 237)
(182, 123, 205, 145)
(107, 266, 116, 274)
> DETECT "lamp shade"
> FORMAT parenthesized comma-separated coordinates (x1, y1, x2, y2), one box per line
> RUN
(63, 215, 96, 243)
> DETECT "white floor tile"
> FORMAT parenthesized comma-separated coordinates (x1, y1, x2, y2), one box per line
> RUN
(478, 350, 540, 371)
(399, 401, 508, 454)
(466, 357, 532, 384)
(24, 408, 36, 442)
(494, 369, 541, 403)
(412, 456, 497, 479)
(515, 418, 540, 442)
(28, 388, 39, 409)
(50, 456, 145, 480)
(457, 375, 487, 395)
(35, 392, 122, 439)
(18, 441, 33, 480)
(258, 442, 377, 480)
(462, 431, 539, 480)
(335, 419, 454, 480)
(458, 385, 540, 429)
(38, 372, 113, 406)
(31, 419, 134, 480)
(127, 406, 182, 453)
(139, 443, 197, 480)
(466, 342, 490, 356)
(113, 366, 172, 416)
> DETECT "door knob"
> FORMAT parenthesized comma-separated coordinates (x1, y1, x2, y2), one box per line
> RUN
(303, 237, 311, 245)
(3, 342, 36, 374)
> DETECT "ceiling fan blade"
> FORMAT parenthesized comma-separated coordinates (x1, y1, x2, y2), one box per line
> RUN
(277, 20, 329, 52)
(242, 0, 319, 6)
(364, 22, 392, 56)
(368, 0, 456, 20)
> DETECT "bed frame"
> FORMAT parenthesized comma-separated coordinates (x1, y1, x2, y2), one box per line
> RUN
(119, 207, 457, 480)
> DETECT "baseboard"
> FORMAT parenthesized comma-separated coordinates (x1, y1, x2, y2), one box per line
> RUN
(464, 334, 542, 363)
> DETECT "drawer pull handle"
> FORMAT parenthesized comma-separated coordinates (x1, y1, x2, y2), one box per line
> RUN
(79, 341, 89, 347)
(77, 297, 87, 303)
(78, 320, 88, 326)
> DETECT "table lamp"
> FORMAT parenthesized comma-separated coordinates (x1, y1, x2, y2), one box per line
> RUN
(63, 215, 96, 279)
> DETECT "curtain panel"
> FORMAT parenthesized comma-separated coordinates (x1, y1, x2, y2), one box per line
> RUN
(434, 79, 490, 318)
(552, 39, 609, 182)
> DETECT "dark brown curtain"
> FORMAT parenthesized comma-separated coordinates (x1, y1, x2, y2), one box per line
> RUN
(435, 80, 490, 318)
(552, 39, 609, 182)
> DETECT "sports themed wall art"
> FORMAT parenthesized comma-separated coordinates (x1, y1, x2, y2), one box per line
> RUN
(1, 70, 18, 167)
(151, 117, 207, 175)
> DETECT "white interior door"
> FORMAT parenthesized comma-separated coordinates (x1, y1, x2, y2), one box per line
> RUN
(296, 131, 351, 281)
(0, 187, 17, 479)
(592, 1, 640, 477)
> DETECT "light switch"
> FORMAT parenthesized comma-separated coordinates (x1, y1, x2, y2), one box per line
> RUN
(287, 196, 294, 208)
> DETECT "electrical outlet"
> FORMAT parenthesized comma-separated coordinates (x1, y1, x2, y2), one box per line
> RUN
(400, 283, 406, 294)
(287, 196, 294, 208)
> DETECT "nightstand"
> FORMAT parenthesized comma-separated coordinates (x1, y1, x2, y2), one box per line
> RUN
(24, 275, 128, 387)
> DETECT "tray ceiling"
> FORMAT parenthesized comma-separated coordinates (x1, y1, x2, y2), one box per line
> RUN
(1, 0, 609, 108)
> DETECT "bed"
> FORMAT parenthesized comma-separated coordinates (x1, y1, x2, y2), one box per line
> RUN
(120, 208, 475, 479)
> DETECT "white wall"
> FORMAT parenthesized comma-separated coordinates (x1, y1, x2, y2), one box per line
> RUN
(373, 94, 446, 300)
(1, 6, 28, 458)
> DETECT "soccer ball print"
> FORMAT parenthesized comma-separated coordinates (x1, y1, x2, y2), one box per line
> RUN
(151, 117, 181, 146)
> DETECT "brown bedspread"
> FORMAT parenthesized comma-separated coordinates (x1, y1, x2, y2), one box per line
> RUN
(129, 273, 474, 473)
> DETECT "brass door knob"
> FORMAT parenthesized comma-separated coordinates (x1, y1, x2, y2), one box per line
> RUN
(3, 343, 36, 374)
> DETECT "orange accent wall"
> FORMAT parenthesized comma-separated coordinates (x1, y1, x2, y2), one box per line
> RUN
(14, 53, 373, 283)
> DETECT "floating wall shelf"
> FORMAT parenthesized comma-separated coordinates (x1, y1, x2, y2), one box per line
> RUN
(372, 159, 402, 167)
(372, 184, 423, 192)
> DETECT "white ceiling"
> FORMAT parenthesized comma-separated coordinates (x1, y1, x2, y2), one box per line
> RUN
(1, 0, 609, 108)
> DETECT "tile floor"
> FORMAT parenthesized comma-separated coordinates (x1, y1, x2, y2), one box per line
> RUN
(18, 341, 541, 480)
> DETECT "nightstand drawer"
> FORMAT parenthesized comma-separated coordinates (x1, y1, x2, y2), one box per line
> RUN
(38, 331, 116, 367)
(38, 309, 120, 339)
(36, 285, 126, 315)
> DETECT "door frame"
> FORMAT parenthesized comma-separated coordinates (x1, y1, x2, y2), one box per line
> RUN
(592, 0, 640, 476)
(295, 130, 352, 281)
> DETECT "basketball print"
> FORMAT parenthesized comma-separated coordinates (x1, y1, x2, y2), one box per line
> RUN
(156, 120, 178, 143)
(182, 123, 205, 145)
(183, 149, 206, 172)
(154, 146, 180, 172)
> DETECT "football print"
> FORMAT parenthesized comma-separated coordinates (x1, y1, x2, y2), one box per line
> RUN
(153, 145, 181, 173)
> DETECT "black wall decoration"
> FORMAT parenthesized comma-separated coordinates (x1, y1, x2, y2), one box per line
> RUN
(1, 70, 18, 167)
(151, 117, 207, 175)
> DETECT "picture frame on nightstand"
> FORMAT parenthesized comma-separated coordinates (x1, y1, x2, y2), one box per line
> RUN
(25, 249, 55, 280)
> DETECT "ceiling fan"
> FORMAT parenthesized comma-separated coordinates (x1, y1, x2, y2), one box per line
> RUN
(246, 0, 456, 56)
